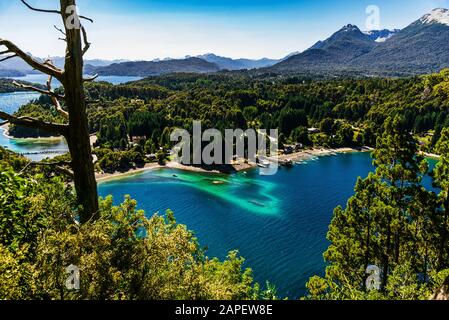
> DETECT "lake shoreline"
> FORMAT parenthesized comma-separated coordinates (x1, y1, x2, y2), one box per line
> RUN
(1, 123, 64, 142)
(96, 163, 163, 183)
(97, 151, 377, 297)
(279, 147, 371, 162)
(96, 147, 370, 183)
(1, 124, 11, 138)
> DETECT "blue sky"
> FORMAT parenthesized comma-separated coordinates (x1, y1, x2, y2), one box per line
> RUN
(0, 0, 448, 60)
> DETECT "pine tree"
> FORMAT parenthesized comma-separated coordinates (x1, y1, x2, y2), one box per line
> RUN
(307, 116, 432, 299)
(372, 116, 427, 287)
(432, 128, 449, 270)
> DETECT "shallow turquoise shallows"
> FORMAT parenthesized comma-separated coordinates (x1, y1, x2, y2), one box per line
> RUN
(99, 152, 382, 298)
(0, 91, 69, 161)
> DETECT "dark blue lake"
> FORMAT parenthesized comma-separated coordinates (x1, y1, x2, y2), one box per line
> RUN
(0, 91, 68, 161)
(99, 152, 380, 298)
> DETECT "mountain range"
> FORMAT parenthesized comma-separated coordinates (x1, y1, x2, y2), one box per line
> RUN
(0, 56, 127, 77)
(196, 53, 280, 70)
(85, 54, 280, 76)
(270, 8, 449, 76)
(84, 57, 221, 77)
(2, 8, 449, 78)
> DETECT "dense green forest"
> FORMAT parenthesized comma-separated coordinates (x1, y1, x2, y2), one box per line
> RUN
(0, 79, 44, 93)
(2, 70, 449, 300)
(0, 147, 271, 299)
(307, 116, 449, 300)
(7, 70, 449, 172)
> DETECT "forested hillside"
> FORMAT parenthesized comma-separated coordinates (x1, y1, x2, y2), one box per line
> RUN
(2, 69, 449, 299)
(86, 57, 220, 77)
(307, 116, 449, 300)
(9, 70, 449, 171)
(0, 79, 45, 93)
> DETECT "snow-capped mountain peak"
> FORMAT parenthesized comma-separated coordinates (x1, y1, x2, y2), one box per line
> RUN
(341, 24, 360, 32)
(364, 29, 400, 42)
(420, 8, 449, 26)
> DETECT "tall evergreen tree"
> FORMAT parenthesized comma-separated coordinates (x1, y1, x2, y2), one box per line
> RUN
(432, 128, 449, 270)
(307, 116, 434, 299)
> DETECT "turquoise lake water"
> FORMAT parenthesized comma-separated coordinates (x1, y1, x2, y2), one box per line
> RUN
(1, 89, 438, 297)
(1, 75, 143, 161)
(0, 91, 69, 161)
(6, 74, 143, 86)
(98, 152, 378, 298)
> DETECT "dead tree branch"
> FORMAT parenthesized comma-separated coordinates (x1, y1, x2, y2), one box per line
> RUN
(54, 25, 66, 36)
(46, 76, 69, 120)
(0, 111, 68, 136)
(0, 54, 18, 62)
(0, 39, 63, 79)
(20, 0, 60, 14)
(20, 160, 74, 178)
(84, 74, 99, 82)
(20, 0, 93, 23)
(81, 26, 91, 55)
(12, 81, 65, 101)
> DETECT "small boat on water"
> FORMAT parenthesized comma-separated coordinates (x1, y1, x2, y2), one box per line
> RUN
(280, 159, 294, 167)
(257, 159, 271, 168)
(249, 200, 266, 207)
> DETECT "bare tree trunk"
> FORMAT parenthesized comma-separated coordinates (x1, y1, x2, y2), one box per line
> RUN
(61, 0, 99, 223)
(381, 218, 391, 290)
(1, 0, 99, 223)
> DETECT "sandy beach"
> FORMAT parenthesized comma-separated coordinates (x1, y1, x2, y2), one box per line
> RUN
(1, 123, 65, 142)
(96, 163, 162, 182)
(421, 151, 441, 159)
(279, 147, 370, 162)
(1, 123, 10, 137)
(96, 147, 369, 182)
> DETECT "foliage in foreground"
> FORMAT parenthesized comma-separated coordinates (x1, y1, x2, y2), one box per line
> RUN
(0, 159, 258, 300)
(307, 116, 449, 300)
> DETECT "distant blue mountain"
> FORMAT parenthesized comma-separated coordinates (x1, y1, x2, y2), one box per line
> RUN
(270, 8, 449, 76)
(352, 8, 449, 75)
(197, 53, 280, 70)
(273, 24, 376, 73)
(85, 57, 220, 77)
(5, 8, 449, 78)
(0, 55, 127, 75)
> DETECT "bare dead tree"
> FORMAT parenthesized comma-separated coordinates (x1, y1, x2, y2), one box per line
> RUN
(0, 0, 99, 223)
